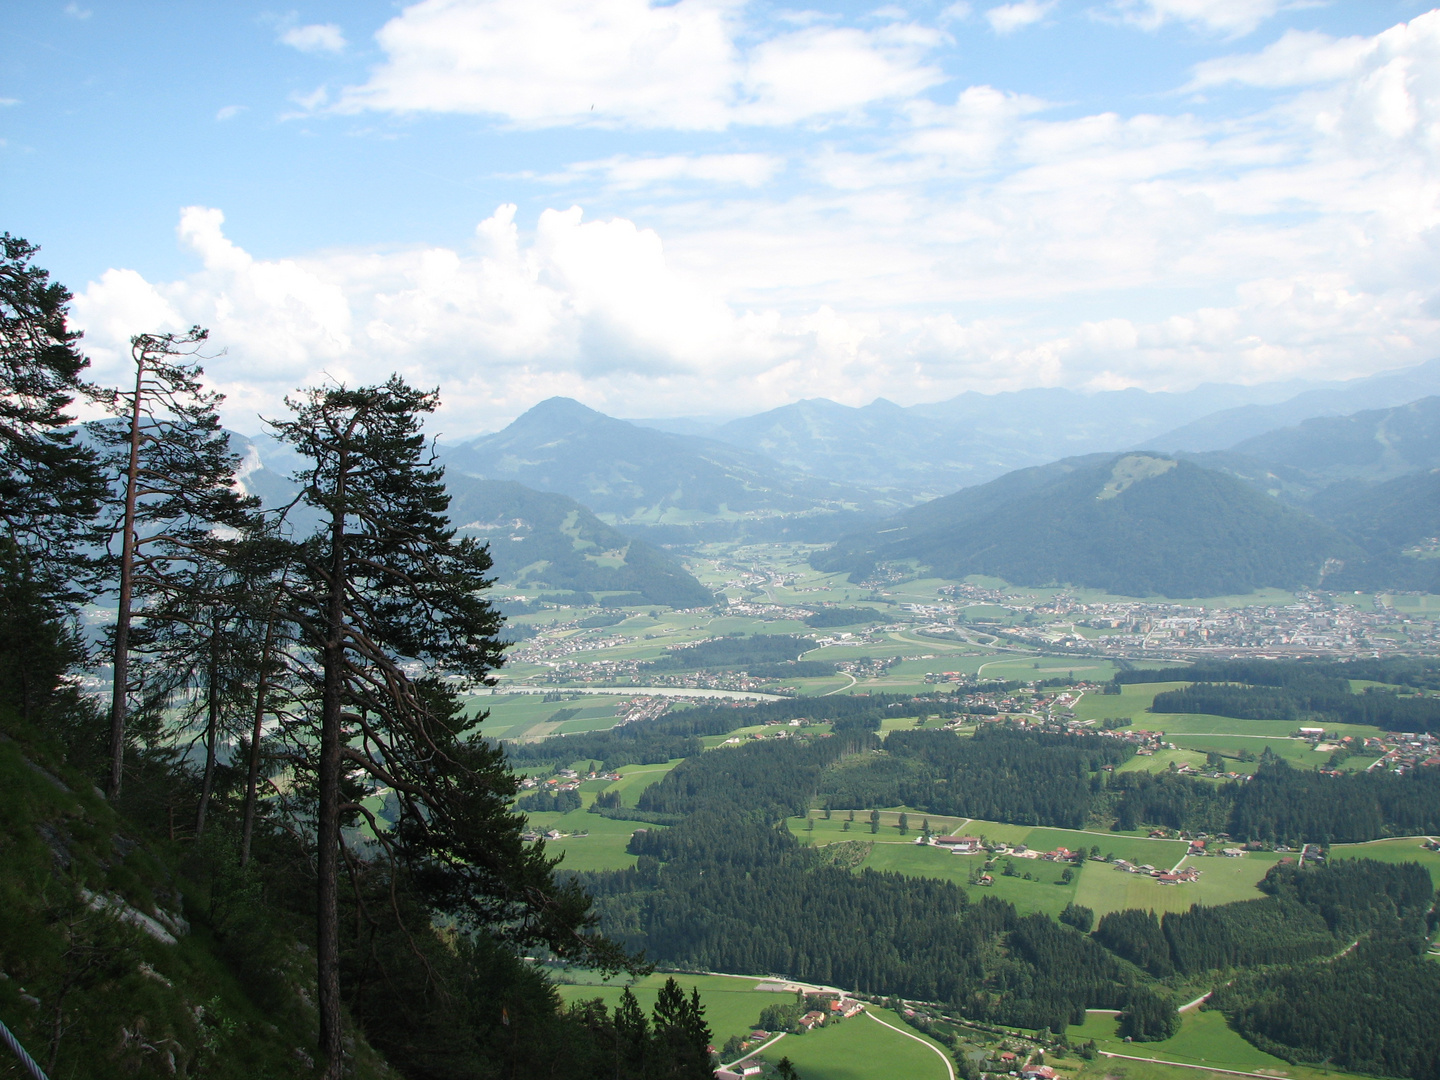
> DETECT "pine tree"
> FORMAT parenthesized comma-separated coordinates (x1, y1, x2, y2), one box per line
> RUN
(269, 377, 616, 1079)
(91, 328, 258, 799)
(0, 235, 107, 724)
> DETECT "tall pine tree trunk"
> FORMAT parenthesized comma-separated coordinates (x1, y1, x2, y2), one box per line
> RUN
(195, 613, 221, 838)
(107, 355, 146, 800)
(317, 458, 348, 1080)
(240, 594, 280, 867)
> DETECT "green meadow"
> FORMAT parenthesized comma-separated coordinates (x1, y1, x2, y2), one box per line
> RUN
(757, 1007, 954, 1080)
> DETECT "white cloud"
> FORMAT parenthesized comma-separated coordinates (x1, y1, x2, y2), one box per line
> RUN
(0, 98, 19, 107)
(279, 22, 347, 54)
(65, 13, 1440, 428)
(1187, 29, 1375, 89)
(558, 153, 784, 190)
(336, 0, 946, 129)
(985, 1, 1056, 35)
(1112, 0, 1301, 38)
(63, 3, 91, 20)
(215, 104, 247, 121)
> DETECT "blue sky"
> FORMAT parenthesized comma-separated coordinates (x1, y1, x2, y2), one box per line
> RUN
(3, 0, 1439, 434)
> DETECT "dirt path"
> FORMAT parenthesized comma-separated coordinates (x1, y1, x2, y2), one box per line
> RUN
(865, 1010, 956, 1080)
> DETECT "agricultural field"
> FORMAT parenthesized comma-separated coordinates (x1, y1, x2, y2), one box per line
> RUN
(756, 1007, 954, 1080)
(790, 813, 1303, 918)
(786, 814, 1287, 919)
(1328, 836, 1440, 887)
(1066, 1007, 1367, 1080)
(463, 692, 637, 741)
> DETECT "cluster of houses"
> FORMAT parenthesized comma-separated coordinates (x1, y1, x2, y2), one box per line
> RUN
(926, 835, 1085, 864)
(1112, 859, 1201, 884)
(518, 767, 624, 793)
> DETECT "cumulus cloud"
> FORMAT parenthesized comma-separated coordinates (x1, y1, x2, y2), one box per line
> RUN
(556, 153, 784, 190)
(985, 1, 1056, 35)
(279, 22, 347, 54)
(335, 0, 945, 129)
(65, 12, 1440, 430)
(1187, 29, 1374, 89)
(1112, 0, 1299, 38)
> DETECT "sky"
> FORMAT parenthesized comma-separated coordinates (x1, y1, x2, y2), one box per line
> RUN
(3, 0, 1440, 437)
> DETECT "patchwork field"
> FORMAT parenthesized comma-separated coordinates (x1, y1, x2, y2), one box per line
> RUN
(786, 814, 1283, 918)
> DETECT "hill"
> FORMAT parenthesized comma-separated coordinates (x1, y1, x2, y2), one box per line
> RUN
(446, 477, 714, 607)
(441, 397, 905, 538)
(812, 453, 1358, 597)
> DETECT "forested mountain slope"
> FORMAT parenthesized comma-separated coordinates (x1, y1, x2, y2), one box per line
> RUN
(441, 396, 905, 539)
(813, 453, 1356, 597)
(446, 477, 714, 607)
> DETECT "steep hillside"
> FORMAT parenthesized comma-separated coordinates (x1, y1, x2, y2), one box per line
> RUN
(813, 453, 1358, 597)
(0, 721, 395, 1080)
(446, 477, 714, 607)
(441, 397, 904, 536)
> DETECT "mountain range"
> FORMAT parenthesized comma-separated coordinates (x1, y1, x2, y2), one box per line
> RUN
(228, 356, 1440, 602)
(625, 360, 1440, 497)
(811, 453, 1360, 598)
(438, 396, 907, 540)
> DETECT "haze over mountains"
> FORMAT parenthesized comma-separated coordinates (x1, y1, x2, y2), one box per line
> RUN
(234, 356, 1440, 602)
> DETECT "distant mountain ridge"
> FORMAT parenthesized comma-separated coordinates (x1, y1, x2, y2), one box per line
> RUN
(230, 433, 713, 608)
(1142, 359, 1440, 453)
(813, 452, 1358, 598)
(439, 396, 908, 539)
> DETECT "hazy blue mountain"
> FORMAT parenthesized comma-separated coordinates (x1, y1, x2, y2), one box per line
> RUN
(813, 452, 1357, 598)
(1227, 396, 1440, 482)
(690, 380, 1330, 495)
(230, 432, 713, 607)
(446, 478, 714, 607)
(709, 397, 995, 496)
(439, 396, 908, 538)
(1144, 358, 1440, 452)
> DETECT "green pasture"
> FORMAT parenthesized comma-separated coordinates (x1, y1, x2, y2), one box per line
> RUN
(1329, 836, 1440, 888)
(1072, 852, 1285, 918)
(522, 806, 655, 872)
(758, 1007, 953, 1080)
(1384, 593, 1440, 613)
(554, 972, 786, 1045)
(790, 814, 1269, 919)
(1071, 682, 1186, 724)
(793, 814, 1190, 867)
(1141, 714, 1382, 739)
(1114, 748, 1212, 775)
(603, 759, 685, 806)
(869, 842, 1080, 918)
(1067, 1009, 1288, 1073)
(466, 693, 633, 741)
